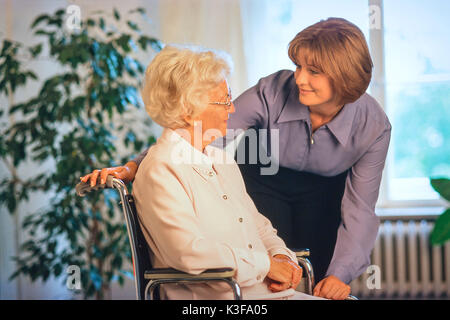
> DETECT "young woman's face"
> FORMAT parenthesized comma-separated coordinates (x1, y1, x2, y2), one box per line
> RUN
(293, 55, 337, 109)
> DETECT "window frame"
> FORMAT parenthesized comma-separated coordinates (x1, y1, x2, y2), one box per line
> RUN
(368, 0, 447, 209)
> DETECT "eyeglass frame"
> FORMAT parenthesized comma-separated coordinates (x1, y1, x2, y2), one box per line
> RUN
(208, 91, 233, 110)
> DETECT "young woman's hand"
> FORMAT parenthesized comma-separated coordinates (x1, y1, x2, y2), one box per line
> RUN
(313, 275, 351, 300)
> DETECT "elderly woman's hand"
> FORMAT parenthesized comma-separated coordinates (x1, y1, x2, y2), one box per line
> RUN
(265, 254, 302, 292)
(80, 161, 138, 187)
(313, 275, 351, 300)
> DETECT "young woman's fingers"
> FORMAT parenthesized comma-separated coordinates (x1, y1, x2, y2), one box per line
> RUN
(89, 170, 100, 187)
(80, 173, 92, 183)
(313, 279, 325, 296)
(324, 284, 340, 299)
(100, 168, 111, 185)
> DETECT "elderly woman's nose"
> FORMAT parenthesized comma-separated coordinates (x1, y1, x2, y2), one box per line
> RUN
(229, 101, 236, 113)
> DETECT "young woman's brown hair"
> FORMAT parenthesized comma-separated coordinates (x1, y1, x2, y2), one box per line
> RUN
(288, 17, 373, 105)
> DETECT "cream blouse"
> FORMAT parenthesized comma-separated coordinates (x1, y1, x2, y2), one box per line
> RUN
(132, 128, 300, 299)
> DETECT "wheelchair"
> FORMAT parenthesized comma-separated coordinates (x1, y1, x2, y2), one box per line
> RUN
(76, 175, 351, 300)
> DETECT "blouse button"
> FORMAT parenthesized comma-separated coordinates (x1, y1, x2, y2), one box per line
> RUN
(222, 195, 228, 200)
(239, 217, 243, 223)
(248, 244, 253, 249)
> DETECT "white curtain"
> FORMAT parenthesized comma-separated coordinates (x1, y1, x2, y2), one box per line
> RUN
(155, 0, 308, 93)
(158, 0, 249, 96)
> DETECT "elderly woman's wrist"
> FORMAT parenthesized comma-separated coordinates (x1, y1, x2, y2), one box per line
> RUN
(273, 254, 291, 261)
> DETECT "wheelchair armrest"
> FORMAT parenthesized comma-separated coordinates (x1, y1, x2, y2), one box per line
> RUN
(295, 249, 310, 258)
(144, 267, 236, 280)
(144, 268, 242, 300)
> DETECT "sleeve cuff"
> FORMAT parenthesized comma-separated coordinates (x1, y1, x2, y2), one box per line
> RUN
(253, 251, 271, 282)
(269, 247, 298, 263)
(325, 266, 353, 284)
(228, 247, 270, 286)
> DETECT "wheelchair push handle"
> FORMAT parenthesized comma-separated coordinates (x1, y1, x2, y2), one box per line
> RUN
(76, 175, 116, 197)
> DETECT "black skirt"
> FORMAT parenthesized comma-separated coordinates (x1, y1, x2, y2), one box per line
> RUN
(235, 134, 348, 282)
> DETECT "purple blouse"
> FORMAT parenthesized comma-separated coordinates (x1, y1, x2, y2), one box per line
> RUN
(133, 70, 391, 284)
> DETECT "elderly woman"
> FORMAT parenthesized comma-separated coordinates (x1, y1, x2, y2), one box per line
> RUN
(128, 45, 321, 300)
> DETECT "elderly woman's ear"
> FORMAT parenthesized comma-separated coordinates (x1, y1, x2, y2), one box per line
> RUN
(183, 114, 194, 127)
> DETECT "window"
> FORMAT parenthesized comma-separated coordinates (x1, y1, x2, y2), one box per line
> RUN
(383, 0, 450, 202)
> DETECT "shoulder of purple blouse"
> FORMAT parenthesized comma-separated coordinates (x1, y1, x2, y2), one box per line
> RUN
(228, 69, 298, 130)
(236, 69, 296, 105)
(355, 93, 392, 131)
(259, 69, 296, 100)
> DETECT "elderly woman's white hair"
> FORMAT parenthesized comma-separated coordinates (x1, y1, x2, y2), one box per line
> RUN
(141, 45, 233, 128)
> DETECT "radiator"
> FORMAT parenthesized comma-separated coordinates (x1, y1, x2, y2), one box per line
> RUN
(350, 217, 450, 299)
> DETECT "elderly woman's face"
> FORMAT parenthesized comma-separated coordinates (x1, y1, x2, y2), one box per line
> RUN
(193, 80, 234, 144)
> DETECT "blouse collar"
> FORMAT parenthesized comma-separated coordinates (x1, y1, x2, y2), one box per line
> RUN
(275, 76, 358, 147)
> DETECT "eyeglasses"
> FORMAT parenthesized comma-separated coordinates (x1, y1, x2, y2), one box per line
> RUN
(209, 93, 232, 110)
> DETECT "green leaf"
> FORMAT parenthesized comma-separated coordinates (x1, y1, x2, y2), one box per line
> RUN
(113, 8, 120, 21)
(137, 35, 162, 51)
(0, 39, 14, 56)
(47, 17, 63, 28)
(55, 9, 65, 17)
(90, 269, 103, 290)
(34, 29, 54, 37)
(430, 178, 450, 202)
(128, 7, 146, 15)
(126, 21, 139, 31)
(431, 208, 450, 245)
(118, 275, 124, 286)
(31, 14, 50, 28)
(54, 263, 63, 277)
(25, 71, 38, 81)
(115, 34, 132, 53)
(122, 269, 134, 279)
(28, 43, 43, 58)
(7, 195, 17, 213)
(99, 18, 105, 31)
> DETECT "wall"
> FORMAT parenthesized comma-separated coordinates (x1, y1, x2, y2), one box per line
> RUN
(0, 0, 161, 300)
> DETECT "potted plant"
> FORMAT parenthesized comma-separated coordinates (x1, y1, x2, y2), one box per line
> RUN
(0, 7, 161, 299)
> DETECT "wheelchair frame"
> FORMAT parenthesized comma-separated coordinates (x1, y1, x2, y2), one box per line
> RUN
(76, 176, 325, 300)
